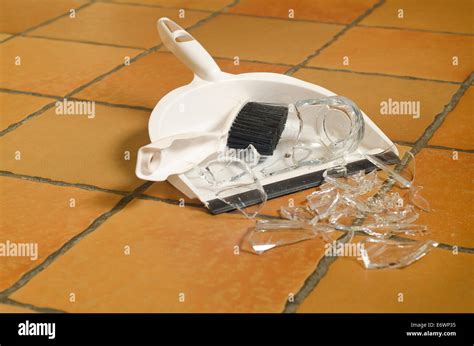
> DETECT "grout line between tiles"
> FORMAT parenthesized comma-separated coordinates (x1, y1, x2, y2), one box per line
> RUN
(68, 97, 153, 112)
(0, 1, 95, 44)
(386, 235, 474, 254)
(100, 0, 342, 26)
(97, 0, 474, 37)
(0, 170, 129, 196)
(23, 33, 148, 50)
(283, 72, 474, 313)
(209, 55, 461, 86)
(394, 141, 474, 154)
(0, 102, 57, 137)
(96, 0, 213, 14)
(284, 0, 386, 76)
(0, 88, 60, 100)
(0, 87, 153, 115)
(136, 193, 205, 209)
(0, 181, 153, 300)
(423, 144, 474, 153)
(300, 66, 462, 85)
(282, 231, 352, 313)
(436, 243, 474, 254)
(0, 297, 66, 313)
(0, 0, 240, 138)
(215, 11, 343, 26)
(0, 170, 207, 209)
(356, 23, 474, 37)
(186, 0, 240, 31)
(63, 49, 162, 99)
(406, 72, 473, 156)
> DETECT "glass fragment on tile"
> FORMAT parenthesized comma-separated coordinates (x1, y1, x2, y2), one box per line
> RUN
(240, 219, 339, 254)
(280, 206, 317, 223)
(372, 204, 419, 225)
(408, 185, 431, 212)
(328, 204, 358, 225)
(306, 187, 340, 219)
(356, 223, 429, 239)
(366, 191, 402, 209)
(323, 167, 381, 197)
(359, 238, 438, 269)
(364, 146, 415, 189)
(255, 219, 309, 230)
(348, 169, 381, 195)
(245, 220, 317, 255)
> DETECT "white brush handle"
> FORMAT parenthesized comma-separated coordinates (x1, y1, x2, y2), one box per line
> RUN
(157, 17, 221, 81)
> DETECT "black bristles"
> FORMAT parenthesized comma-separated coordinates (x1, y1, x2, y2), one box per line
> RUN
(227, 102, 288, 156)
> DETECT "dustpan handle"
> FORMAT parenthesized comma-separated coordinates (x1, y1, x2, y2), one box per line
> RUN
(157, 17, 221, 81)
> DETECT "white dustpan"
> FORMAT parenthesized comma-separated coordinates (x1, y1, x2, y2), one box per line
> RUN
(136, 18, 397, 214)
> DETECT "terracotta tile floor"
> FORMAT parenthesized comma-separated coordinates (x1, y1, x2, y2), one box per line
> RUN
(0, 0, 472, 313)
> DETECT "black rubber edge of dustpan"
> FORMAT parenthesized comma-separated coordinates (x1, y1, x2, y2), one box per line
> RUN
(205, 151, 400, 215)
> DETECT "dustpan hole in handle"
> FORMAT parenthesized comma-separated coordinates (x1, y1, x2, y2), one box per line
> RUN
(175, 34, 194, 42)
(147, 152, 161, 173)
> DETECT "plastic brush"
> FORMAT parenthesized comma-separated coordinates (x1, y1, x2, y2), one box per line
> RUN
(226, 102, 289, 155)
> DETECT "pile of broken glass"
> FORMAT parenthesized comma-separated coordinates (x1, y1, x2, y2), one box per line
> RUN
(190, 96, 437, 269)
(242, 159, 437, 269)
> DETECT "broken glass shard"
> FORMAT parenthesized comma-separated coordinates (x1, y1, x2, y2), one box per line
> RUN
(408, 185, 431, 212)
(359, 238, 438, 269)
(280, 206, 317, 223)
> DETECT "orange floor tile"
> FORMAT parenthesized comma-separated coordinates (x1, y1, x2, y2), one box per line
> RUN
(0, 104, 150, 191)
(0, 177, 121, 291)
(297, 248, 474, 313)
(360, 0, 474, 34)
(0, 0, 89, 34)
(0, 92, 55, 131)
(76, 51, 288, 108)
(293, 68, 458, 142)
(0, 0, 472, 314)
(28, 2, 209, 49)
(228, 0, 379, 24)
(429, 86, 474, 150)
(307, 26, 473, 82)
(0, 36, 142, 95)
(189, 14, 342, 64)
(9, 198, 329, 312)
